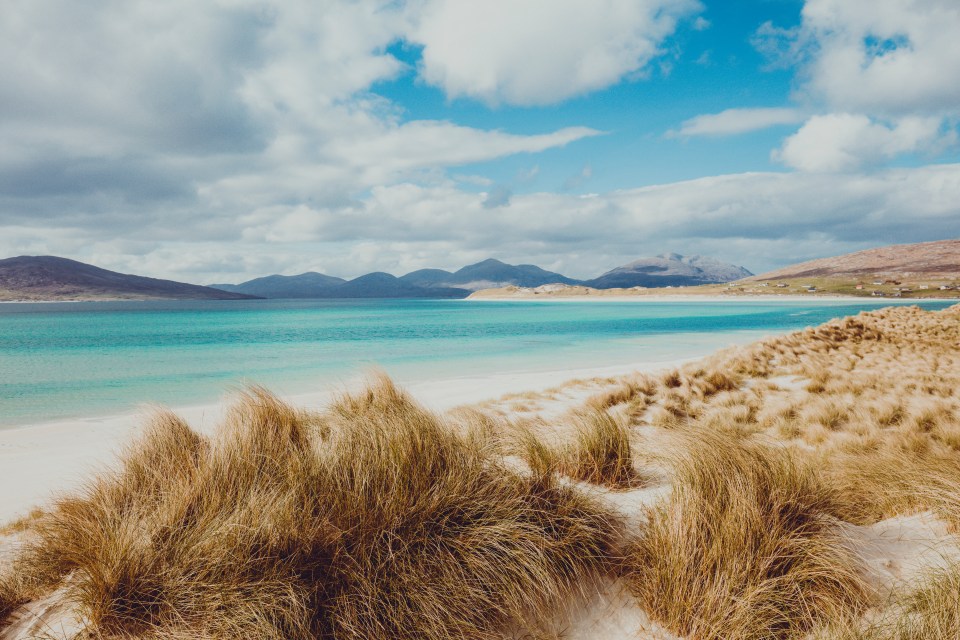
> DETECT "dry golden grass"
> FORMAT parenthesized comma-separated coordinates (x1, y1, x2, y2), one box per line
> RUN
(508, 408, 642, 490)
(0, 574, 23, 627)
(5, 378, 623, 639)
(626, 428, 871, 639)
(814, 563, 960, 639)
(0, 508, 44, 537)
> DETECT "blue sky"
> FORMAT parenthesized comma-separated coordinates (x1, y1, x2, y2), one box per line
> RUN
(1, 0, 959, 281)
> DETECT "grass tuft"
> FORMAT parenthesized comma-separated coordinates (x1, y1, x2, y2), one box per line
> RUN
(556, 409, 642, 489)
(627, 428, 871, 639)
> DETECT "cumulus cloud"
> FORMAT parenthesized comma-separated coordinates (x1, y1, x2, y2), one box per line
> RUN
(796, 0, 960, 116)
(754, 0, 960, 170)
(407, 0, 702, 105)
(671, 108, 806, 137)
(776, 114, 949, 172)
(5, 164, 959, 282)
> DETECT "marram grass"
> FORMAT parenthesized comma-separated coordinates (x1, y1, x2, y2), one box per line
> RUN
(6, 378, 623, 639)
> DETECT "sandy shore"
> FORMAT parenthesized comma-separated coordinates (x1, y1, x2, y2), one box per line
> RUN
(468, 293, 958, 303)
(0, 357, 695, 524)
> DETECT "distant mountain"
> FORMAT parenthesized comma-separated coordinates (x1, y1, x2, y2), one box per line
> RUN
(211, 270, 467, 299)
(320, 273, 468, 299)
(400, 258, 579, 291)
(210, 272, 346, 298)
(398, 268, 456, 288)
(587, 253, 753, 289)
(0, 256, 259, 301)
(749, 239, 960, 281)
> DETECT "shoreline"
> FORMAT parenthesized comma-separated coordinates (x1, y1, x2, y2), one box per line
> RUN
(466, 294, 959, 303)
(0, 356, 696, 523)
(3, 299, 956, 522)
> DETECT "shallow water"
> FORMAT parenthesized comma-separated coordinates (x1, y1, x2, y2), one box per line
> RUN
(0, 298, 952, 426)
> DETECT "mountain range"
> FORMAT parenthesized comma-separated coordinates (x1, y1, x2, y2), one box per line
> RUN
(0, 253, 753, 301)
(211, 254, 751, 299)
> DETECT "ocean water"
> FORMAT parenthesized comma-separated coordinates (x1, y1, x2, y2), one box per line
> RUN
(0, 298, 954, 427)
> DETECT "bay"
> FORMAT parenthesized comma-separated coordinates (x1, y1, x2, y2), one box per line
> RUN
(0, 298, 953, 427)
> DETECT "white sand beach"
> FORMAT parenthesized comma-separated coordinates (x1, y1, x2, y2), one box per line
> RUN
(0, 357, 696, 524)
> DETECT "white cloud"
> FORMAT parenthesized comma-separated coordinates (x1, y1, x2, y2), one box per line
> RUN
(776, 113, 948, 172)
(325, 122, 600, 178)
(0, 0, 611, 234)
(752, 0, 960, 170)
(6, 165, 958, 282)
(3, 0, 958, 286)
(797, 0, 960, 116)
(672, 108, 806, 137)
(408, 0, 702, 106)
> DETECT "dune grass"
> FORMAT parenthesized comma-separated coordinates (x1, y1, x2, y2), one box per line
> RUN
(7, 378, 623, 639)
(0, 575, 23, 627)
(627, 428, 871, 639)
(509, 407, 642, 490)
(814, 563, 960, 639)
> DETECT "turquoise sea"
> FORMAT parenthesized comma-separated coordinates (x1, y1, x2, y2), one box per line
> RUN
(0, 298, 954, 427)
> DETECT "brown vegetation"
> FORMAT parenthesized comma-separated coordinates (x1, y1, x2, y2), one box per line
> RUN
(628, 429, 870, 639)
(3, 380, 622, 639)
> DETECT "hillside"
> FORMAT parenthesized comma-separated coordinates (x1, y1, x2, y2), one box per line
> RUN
(210, 272, 346, 298)
(402, 258, 579, 291)
(751, 239, 960, 281)
(587, 253, 752, 288)
(471, 241, 960, 299)
(0, 256, 259, 301)
(320, 272, 468, 298)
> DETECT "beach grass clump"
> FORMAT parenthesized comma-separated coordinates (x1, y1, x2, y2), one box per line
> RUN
(585, 374, 659, 412)
(814, 563, 960, 639)
(10, 378, 623, 639)
(824, 445, 960, 528)
(0, 572, 26, 627)
(511, 407, 642, 490)
(557, 409, 642, 489)
(627, 428, 870, 640)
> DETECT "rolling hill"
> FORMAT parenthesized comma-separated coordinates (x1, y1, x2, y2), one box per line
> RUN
(209, 272, 346, 298)
(319, 272, 468, 298)
(750, 239, 960, 281)
(0, 256, 259, 301)
(399, 258, 579, 291)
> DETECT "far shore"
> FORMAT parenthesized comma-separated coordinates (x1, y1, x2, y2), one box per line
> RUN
(465, 293, 959, 303)
(3, 293, 958, 305)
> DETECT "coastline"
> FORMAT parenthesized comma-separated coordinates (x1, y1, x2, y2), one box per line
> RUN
(0, 356, 696, 523)
(466, 293, 960, 303)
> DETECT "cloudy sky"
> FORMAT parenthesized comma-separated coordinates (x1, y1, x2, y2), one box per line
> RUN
(3, 0, 959, 283)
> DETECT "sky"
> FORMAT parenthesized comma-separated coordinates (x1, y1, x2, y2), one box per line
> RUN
(2, 0, 960, 283)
